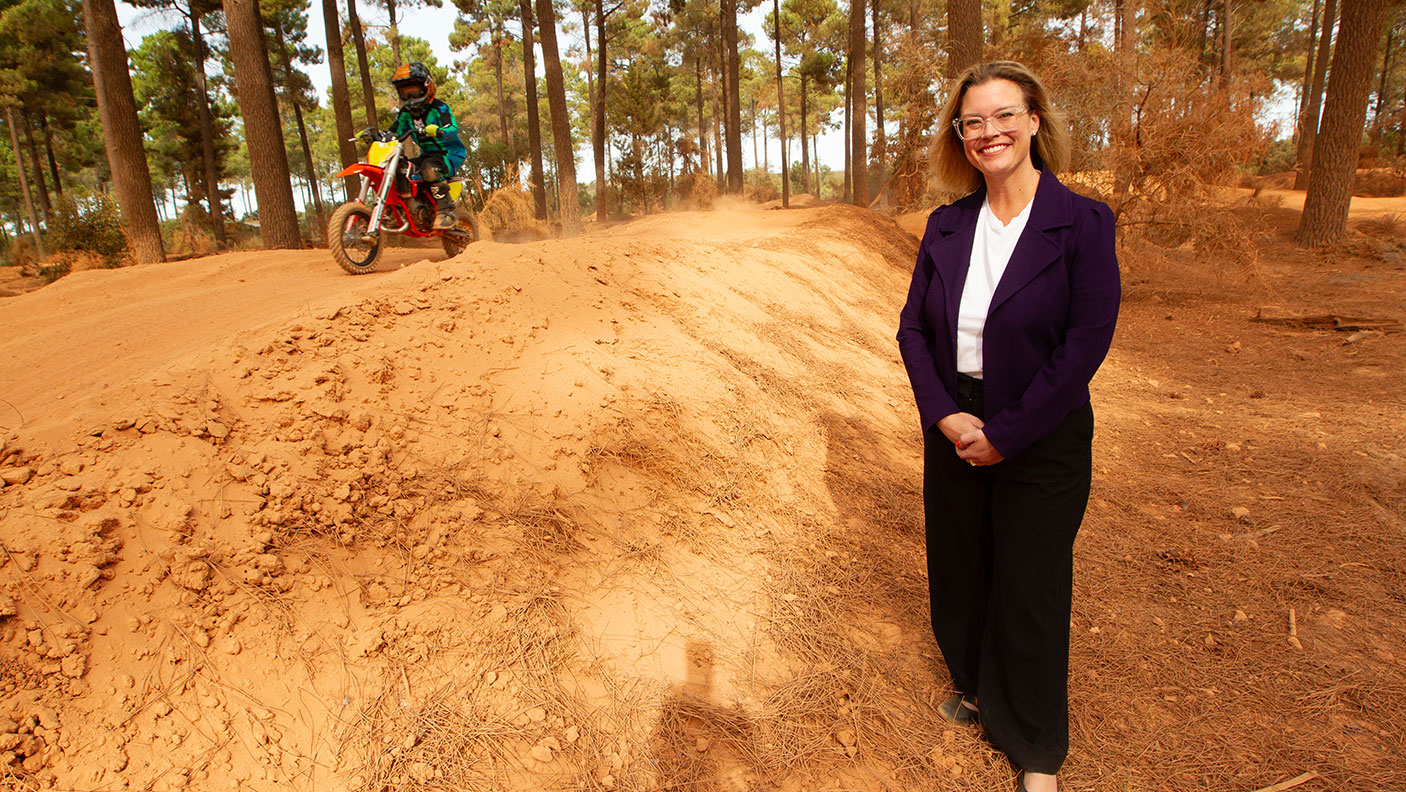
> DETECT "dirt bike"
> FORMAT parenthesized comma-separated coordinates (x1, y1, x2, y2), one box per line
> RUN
(327, 129, 480, 275)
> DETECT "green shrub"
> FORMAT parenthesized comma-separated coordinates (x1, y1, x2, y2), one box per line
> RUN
(48, 194, 133, 269)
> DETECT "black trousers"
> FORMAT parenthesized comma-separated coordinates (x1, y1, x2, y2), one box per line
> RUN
(924, 374, 1093, 774)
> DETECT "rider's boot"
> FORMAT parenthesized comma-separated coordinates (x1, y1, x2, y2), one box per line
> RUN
(431, 182, 456, 230)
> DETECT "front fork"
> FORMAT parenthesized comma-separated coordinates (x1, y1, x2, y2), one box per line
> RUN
(363, 147, 402, 240)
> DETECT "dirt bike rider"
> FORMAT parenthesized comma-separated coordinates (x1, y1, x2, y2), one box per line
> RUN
(389, 62, 466, 230)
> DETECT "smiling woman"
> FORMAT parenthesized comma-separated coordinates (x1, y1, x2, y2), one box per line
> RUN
(897, 61, 1120, 792)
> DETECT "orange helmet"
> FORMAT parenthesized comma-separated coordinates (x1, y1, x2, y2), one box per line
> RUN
(391, 62, 435, 112)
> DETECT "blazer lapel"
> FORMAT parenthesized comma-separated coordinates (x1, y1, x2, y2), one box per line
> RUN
(928, 190, 984, 345)
(988, 170, 1075, 315)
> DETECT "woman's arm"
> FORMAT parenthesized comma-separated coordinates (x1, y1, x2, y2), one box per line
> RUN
(981, 202, 1121, 459)
(897, 212, 963, 434)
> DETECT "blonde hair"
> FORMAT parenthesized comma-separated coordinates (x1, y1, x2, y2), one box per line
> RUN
(930, 61, 1072, 195)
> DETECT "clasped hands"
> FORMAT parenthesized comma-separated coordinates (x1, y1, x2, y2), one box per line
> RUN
(937, 412, 1005, 467)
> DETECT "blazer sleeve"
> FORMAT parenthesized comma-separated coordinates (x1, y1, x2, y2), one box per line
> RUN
(982, 202, 1121, 458)
(897, 210, 962, 433)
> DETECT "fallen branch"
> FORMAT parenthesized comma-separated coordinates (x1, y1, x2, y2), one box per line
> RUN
(1251, 312, 1402, 332)
(1250, 770, 1320, 792)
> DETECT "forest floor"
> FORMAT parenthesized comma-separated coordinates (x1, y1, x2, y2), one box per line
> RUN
(0, 191, 1402, 792)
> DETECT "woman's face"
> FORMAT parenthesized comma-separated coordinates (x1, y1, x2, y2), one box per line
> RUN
(958, 78, 1040, 182)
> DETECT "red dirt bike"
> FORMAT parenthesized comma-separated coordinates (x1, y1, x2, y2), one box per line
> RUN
(327, 129, 480, 275)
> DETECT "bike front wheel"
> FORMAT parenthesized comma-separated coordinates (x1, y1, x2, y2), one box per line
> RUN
(328, 202, 383, 275)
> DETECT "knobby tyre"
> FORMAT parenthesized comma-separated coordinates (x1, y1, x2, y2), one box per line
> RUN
(328, 202, 383, 275)
(441, 207, 481, 258)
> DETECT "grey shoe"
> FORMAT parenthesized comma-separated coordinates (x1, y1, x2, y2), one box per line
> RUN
(433, 211, 455, 230)
(937, 692, 979, 725)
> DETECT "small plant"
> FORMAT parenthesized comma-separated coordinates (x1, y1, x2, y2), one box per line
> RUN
(48, 194, 133, 270)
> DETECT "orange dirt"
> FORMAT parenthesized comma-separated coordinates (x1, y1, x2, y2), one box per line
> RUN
(0, 198, 1402, 792)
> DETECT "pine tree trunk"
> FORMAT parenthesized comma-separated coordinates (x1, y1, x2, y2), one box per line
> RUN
(347, 0, 378, 127)
(275, 15, 325, 224)
(535, 0, 581, 236)
(723, 0, 743, 192)
(843, 55, 851, 202)
(873, 0, 885, 175)
(774, 0, 788, 207)
(1296, 0, 1339, 189)
(595, 0, 612, 218)
(19, 108, 52, 224)
(849, 0, 868, 207)
(800, 74, 810, 195)
(40, 113, 63, 198)
(223, 0, 302, 248)
(322, 0, 360, 200)
(1297, 0, 1323, 127)
(1220, 0, 1233, 81)
(191, 11, 227, 245)
(5, 108, 44, 259)
(81, 0, 165, 263)
(697, 53, 707, 173)
(713, 80, 723, 185)
(946, 0, 981, 74)
(1372, 25, 1394, 135)
(388, 0, 401, 65)
(520, 0, 548, 219)
(1297, 0, 1391, 246)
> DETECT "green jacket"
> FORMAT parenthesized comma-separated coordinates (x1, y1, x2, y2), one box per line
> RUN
(391, 100, 466, 172)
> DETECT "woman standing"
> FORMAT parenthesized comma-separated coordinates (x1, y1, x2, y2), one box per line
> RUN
(896, 62, 1121, 792)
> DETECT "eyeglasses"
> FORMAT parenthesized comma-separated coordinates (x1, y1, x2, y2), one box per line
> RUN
(952, 106, 1030, 140)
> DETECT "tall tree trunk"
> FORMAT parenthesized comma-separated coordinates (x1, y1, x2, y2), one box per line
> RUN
(849, 0, 868, 206)
(723, 0, 743, 192)
(1219, 0, 1233, 81)
(713, 82, 724, 184)
(751, 95, 758, 174)
(873, 0, 885, 175)
(388, 0, 401, 65)
(1372, 24, 1395, 134)
(774, 0, 788, 207)
(493, 39, 510, 146)
(696, 53, 707, 173)
(1297, 0, 1391, 246)
(40, 113, 63, 198)
(5, 108, 44, 259)
(19, 108, 52, 223)
(1198, 0, 1211, 64)
(535, 0, 581, 236)
(191, 10, 227, 244)
(348, 0, 378, 127)
(273, 18, 325, 226)
(843, 55, 851, 202)
(81, 0, 164, 262)
(946, 0, 981, 74)
(1297, 0, 1323, 126)
(800, 73, 810, 195)
(322, 0, 360, 200)
(521, 0, 547, 218)
(223, 0, 302, 248)
(1296, 0, 1339, 189)
(595, 0, 611, 219)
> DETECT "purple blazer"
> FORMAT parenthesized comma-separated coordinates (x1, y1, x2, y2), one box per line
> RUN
(897, 169, 1121, 459)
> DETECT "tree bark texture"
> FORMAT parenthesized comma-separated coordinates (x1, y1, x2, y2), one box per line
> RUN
(388, 0, 401, 65)
(800, 74, 810, 195)
(873, 0, 884, 171)
(946, 0, 982, 74)
(535, 0, 581, 236)
(322, 0, 360, 199)
(272, 20, 325, 223)
(1296, 0, 1338, 189)
(347, 0, 378, 127)
(1297, 0, 1322, 124)
(191, 11, 227, 244)
(849, 0, 868, 206)
(723, 0, 743, 193)
(595, 0, 612, 218)
(19, 108, 52, 223)
(774, 0, 788, 207)
(520, 0, 547, 219)
(40, 114, 63, 198)
(81, 0, 165, 263)
(223, 0, 302, 248)
(5, 108, 45, 259)
(1220, 0, 1233, 80)
(843, 54, 850, 202)
(1297, 0, 1391, 246)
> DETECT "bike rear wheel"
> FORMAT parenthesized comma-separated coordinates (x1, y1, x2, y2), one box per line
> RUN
(441, 208, 481, 258)
(328, 202, 383, 275)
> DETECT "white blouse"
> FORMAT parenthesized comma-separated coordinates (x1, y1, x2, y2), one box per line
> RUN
(956, 197, 1034, 378)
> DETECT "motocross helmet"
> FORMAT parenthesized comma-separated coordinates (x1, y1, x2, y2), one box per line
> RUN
(391, 62, 435, 114)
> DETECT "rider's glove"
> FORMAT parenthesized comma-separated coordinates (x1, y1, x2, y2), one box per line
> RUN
(423, 124, 440, 138)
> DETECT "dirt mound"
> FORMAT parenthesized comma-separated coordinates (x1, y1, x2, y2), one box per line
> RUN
(1, 202, 1403, 792)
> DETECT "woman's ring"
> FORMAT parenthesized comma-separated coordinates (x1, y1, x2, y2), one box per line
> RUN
(968, 460, 977, 467)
